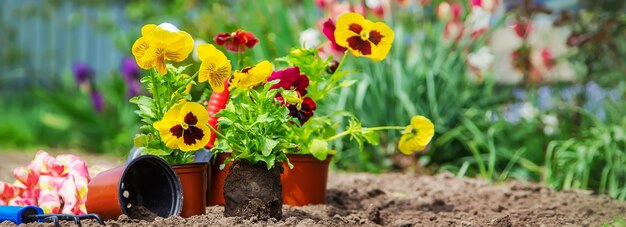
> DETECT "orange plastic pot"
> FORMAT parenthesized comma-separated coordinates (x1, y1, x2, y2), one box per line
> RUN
(172, 162, 207, 218)
(207, 153, 331, 206)
(86, 155, 183, 221)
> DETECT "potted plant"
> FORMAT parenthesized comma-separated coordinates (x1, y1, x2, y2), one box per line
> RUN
(206, 13, 436, 207)
(195, 34, 298, 218)
(128, 23, 210, 218)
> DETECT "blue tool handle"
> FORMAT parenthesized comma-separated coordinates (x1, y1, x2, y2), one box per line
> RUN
(0, 206, 44, 224)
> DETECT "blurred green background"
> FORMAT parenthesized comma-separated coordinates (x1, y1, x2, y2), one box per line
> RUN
(1, 0, 625, 199)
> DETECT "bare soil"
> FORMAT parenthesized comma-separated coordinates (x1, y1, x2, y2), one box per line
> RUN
(1, 151, 624, 226)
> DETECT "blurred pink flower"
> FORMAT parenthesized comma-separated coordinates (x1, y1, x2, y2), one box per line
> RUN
(471, 0, 499, 12)
(489, 14, 575, 84)
(0, 151, 91, 215)
(436, 2, 462, 21)
(314, 0, 336, 9)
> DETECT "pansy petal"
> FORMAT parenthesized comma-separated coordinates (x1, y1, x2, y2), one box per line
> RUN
(141, 24, 157, 37)
(398, 116, 434, 154)
(334, 13, 366, 48)
(131, 37, 152, 69)
(247, 60, 273, 84)
(398, 134, 427, 154)
(164, 31, 194, 62)
(198, 44, 231, 92)
(177, 124, 211, 152)
(232, 60, 273, 90)
(368, 22, 395, 61)
(179, 102, 209, 126)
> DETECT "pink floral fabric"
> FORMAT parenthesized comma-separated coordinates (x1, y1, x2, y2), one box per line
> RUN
(0, 151, 90, 214)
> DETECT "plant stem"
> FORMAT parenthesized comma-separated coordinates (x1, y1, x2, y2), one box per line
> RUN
(237, 46, 243, 69)
(333, 50, 349, 76)
(208, 124, 248, 152)
(321, 51, 349, 94)
(166, 70, 200, 108)
(150, 68, 163, 119)
(324, 126, 405, 142)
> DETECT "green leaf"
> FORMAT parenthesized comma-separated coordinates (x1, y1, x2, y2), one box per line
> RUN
(281, 90, 301, 104)
(217, 116, 234, 127)
(130, 96, 156, 118)
(339, 79, 358, 88)
(142, 148, 170, 156)
(362, 130, 380, 145)
(256, 113, 273, 124)
(310, 139, 329, 161)
(262, 155, 276, 170)
(133, 134, 149, 148)
(261, 138, 279, 157)
(130, 95, 154, 107)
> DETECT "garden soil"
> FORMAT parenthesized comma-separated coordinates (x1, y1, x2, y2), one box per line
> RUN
(3, 171, 625, 226)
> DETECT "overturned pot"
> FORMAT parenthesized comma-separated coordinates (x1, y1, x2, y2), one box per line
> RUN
(223, 160, 283, 220)
(86, 155, 183, 221)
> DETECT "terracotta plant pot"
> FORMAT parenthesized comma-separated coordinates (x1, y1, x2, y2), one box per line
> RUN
(86, 155, 183, 221)
(207, 153, 331, 206)
(172, 162, 208, 218)
(281, 154, 332, 206)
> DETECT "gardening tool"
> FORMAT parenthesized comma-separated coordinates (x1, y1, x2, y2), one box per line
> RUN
(0, 205, 104, 226)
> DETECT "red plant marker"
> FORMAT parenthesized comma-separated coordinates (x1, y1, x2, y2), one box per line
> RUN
(206, 79, 230, 148)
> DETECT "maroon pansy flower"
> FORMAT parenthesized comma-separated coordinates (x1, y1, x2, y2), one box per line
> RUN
(288, 97, 317, 125)
(267, 67, 310, 96)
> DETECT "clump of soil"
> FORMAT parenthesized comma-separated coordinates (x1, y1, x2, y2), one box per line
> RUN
(5, 172, 626, 226)
(126, 205, 158, 221)
(223, 160, 283, 220)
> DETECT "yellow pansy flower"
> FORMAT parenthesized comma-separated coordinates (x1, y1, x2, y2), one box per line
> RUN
(198, 44, 231, 93)
(132, 23, 194, 75)
(230, 60, 272, 91)
(398, 115, 435, 154)
(334, 13, 394, 61)
(153, 102, 210, 151)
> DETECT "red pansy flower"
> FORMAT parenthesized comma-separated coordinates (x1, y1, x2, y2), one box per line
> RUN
(214, 29, 259, 53)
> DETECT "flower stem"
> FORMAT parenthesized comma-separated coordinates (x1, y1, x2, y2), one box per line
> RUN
(324, 126, 406, 142)
(332, 51, 349, 76)
(165, 70, 200, 108)
(237, 47, 243, 69)
(322, 51, 349, 94)
(150, 68, 163, 119)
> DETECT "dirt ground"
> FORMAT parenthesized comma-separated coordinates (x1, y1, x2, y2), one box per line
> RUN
(1, 151, 625, 226)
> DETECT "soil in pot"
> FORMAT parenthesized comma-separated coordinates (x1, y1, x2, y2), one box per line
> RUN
(223, 160, 283, 220)
(208, 153, 331, 206)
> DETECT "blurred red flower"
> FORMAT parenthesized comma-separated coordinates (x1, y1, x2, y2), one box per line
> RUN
(214, 29, 259, 53)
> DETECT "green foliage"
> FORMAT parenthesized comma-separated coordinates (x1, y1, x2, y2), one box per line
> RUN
(24, 69, 137, 154)
(603, 216, 626, 227)
(213, 82, 297, 170)
(546, 122, 626, 200)
(331, 9, 504, 171)
(131, 65, 199, 164)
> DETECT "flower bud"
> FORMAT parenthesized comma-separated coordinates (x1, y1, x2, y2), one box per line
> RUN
(282, 90, 301, 105)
